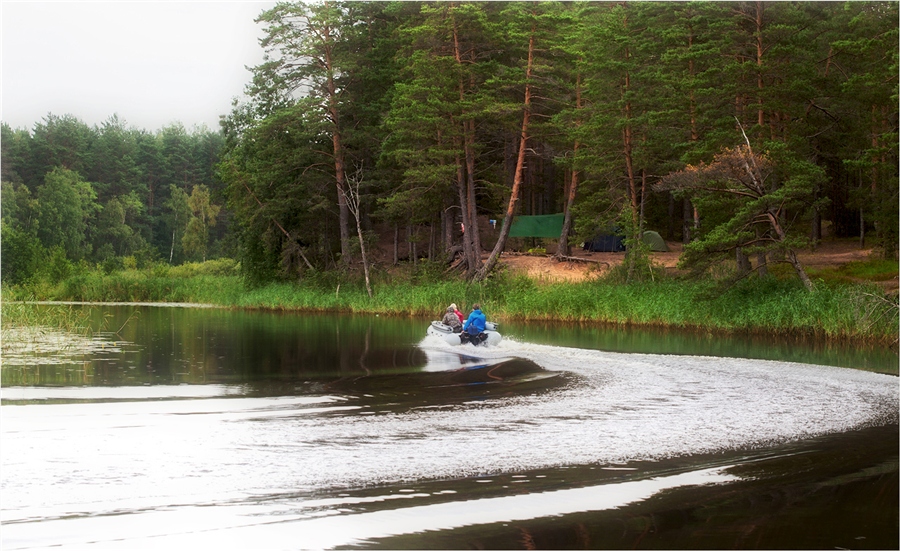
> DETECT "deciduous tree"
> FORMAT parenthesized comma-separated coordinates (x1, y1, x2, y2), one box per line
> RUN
(34, 167, 99, 260)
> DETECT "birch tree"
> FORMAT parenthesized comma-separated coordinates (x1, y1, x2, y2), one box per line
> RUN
(182, 184, 221, 262)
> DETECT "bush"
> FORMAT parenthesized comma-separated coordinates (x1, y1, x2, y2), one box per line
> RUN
(100, 255, 123, 275)
(1, 223, 45, 284)
(36, 247, 76, 282)
(409, 259, 448, 284)
(602, 251, 667, 284)
(167, 258, 240, 278)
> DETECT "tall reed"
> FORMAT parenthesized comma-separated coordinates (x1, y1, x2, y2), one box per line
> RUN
(1, 299, 95, 335)
(5, 263, 897, 346)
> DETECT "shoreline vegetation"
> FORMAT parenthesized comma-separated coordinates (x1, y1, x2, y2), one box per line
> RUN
(3, 5, 897, 360)
(2, 256, 897, 349)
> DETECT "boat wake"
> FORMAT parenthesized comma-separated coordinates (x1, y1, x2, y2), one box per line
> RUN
(415, 335, 897, 463)
(2, 337, 897, 550)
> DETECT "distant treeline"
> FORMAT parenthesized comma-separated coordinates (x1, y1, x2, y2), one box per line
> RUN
(3, 1, 897, 287)
(2, 117, 226, 283)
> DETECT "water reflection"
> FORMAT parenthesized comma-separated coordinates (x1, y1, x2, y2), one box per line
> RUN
(2, 308, 429, 387)
(1, 304, 897, 550)
(0, 307, 571, 413)
(3, 305, 896, 389)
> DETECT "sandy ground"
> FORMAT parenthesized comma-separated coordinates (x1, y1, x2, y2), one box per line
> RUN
(497, 239, 897, 291)
(372, 223, 895, 292)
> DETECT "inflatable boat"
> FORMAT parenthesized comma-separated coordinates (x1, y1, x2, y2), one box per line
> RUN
(427, 320, 502, 347)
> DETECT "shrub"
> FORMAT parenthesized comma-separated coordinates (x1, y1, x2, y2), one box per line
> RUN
(167, 258, 240, 278)
(1, 223, 45, 285)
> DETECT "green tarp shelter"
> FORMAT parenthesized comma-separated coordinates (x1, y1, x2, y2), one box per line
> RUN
(508, 214, 565, 238)
(642, 230, 669, 251)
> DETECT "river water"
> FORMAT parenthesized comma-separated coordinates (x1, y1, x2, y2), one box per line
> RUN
(1, 305, 897, 549)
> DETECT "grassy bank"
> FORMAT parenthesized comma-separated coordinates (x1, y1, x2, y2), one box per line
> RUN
(3, 258, 897, 347)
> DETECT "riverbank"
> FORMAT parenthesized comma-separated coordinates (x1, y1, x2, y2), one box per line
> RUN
(3, 258, 897, 347)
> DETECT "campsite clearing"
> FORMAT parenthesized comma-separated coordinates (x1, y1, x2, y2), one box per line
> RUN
(498, 239, 896, 290)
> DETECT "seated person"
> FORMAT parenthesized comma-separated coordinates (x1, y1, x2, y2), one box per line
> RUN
(449, 303, 464, 325)
(442, 306, 462, 332)
(461, 303, 487, 344)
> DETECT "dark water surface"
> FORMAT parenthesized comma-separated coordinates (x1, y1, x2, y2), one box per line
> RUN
(1, 305, 897, 549)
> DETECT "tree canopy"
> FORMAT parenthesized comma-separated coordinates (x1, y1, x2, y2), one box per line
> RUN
(1, 117, 226, 283)
(4, 1, 896, 289)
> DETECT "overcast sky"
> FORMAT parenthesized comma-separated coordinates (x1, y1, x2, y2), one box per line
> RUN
(2, 1, 276, 132)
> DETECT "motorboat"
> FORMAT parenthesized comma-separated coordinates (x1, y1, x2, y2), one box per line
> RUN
(427, 320, 502, 346)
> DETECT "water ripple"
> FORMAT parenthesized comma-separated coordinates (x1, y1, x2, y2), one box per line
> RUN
(1, 339, 896, 549)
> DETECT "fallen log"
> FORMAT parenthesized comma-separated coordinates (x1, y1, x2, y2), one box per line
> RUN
(500, 251, 610, 267)
(554, 254, 609, 267)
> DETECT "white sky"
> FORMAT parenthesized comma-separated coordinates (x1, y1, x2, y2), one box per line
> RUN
(1, 1, 276, 132)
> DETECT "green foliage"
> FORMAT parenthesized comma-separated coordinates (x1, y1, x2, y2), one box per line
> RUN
(163, 184, 191, 263)
(1, 181, 38, 231)
(94, 192, 147, 258)
(1, 114, 229, 274)
(35, 167, 99, 260)
(1, 221, 45, 284)
(29, 114, 94, 176)
(3, 1, 897, 292)
(219, 103, 336, 281)
(4, 258, 895, 346)
(166, 258, 240, 278)
(659, 143, 824, 288)
(807, 257, 900, 286)
(181, 184, 221, 262)
(603, 251, 667, 285)
(38, 247, 77, 282)
(406, 259, 449, 285)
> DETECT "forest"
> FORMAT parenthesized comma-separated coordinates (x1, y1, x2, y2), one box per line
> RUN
(2, 1, 897, 289)
(2, 117, 225, 280)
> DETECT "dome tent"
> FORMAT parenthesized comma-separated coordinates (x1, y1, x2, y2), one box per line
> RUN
(583, 227, 625, 252)
(641, 230, 669, 252)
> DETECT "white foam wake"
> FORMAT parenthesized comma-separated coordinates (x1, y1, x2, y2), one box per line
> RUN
(2, 339, 896, 543)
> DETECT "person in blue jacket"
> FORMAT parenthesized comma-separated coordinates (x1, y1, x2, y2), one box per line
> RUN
(462, 303, 487, 344)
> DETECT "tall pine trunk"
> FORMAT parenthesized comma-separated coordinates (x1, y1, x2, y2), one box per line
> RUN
(323, 19, 351, 264)
(456, 151, 477, 274)
(623, 56, 641, 282)
(332, 127, 351, 264)
(475, 28, 535, 282)
(453, 17, 482, 276)
(556, 72, 582, 260)
(464, 120, 482, 262)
